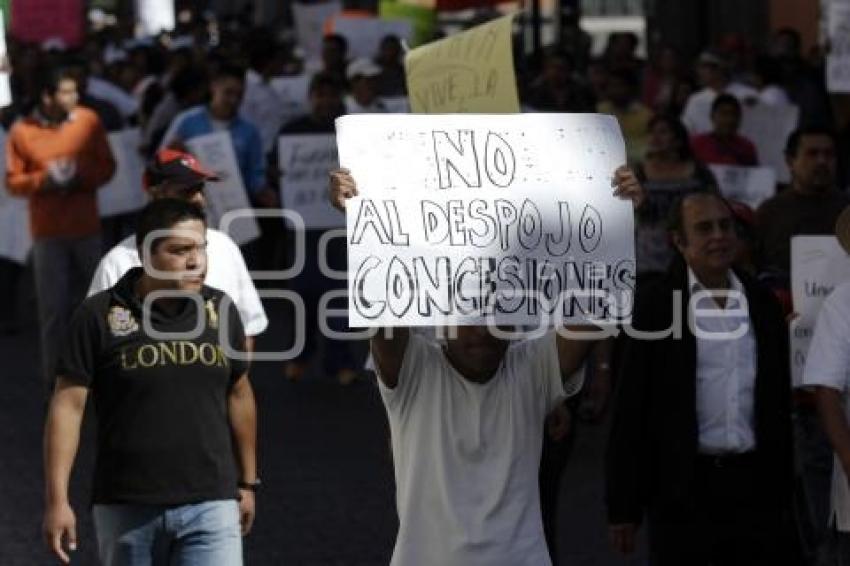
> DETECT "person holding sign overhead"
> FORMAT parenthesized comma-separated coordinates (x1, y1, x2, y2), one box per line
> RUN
(330, 165, 645, 566)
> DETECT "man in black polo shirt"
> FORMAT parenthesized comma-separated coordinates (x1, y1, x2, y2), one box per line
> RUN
(42, 199, 258, 566)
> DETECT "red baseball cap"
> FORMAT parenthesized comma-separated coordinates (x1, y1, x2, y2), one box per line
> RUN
(143, 148, 219, 190)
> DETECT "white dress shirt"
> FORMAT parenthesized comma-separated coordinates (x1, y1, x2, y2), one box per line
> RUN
(803, 280, 850, 531)
(689, 268, 757, 454)
(87, 228, 268, 337)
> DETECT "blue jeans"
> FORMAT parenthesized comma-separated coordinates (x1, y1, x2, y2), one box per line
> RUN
(93, 500, 242, 566)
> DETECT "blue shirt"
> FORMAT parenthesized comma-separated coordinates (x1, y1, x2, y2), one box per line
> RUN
(161, 106, 265, 195)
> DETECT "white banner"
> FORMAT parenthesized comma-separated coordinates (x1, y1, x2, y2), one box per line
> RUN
(790, 235, 850, 387)
(708, 164, 776, 208)
(186, 132, 260, 246)
(278, 134, 344, 229)
(828, 1, 850, 93)
(333, 16, 413, 59)
(97, 129, 147, 217)
(270, 75, 310, 127)
(0, 131, 31, 263)
(740, 102, 798, 184)
(293, 1, 342, 65)
(135, 0, 175, 37)
(337, 113, 634, 327)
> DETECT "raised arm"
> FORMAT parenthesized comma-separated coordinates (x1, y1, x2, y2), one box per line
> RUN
(371, 327, 410, 389)
(328, 168, 358, 212)
(43, 378, 88, 564)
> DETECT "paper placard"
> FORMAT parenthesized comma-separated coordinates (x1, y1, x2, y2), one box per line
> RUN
(405, 14, 519, 114)
(790, 236, 850, 387)
(0, 130, 31, 263)
(97, 129, 146, 217)
(270, 75, 311, 126)
(135, 0, 175, 36)
(278, 134, 344, 229)
(333, 16, 413, 60)
(708, 164, 776, 208)
(828, 1, 850, 93)
(337, 113, 633, 327)
(292, 1, 342, 65)
(186, 132, 260, 245)
(739, 102, 798, 185)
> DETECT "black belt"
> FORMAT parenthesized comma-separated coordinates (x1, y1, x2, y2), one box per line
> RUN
(696, 451, 757, 469)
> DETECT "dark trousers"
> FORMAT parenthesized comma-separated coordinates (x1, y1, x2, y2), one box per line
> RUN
(649, 453, 787, 566)
(539, 401, 577, 565)
(285, 229, 355, 373)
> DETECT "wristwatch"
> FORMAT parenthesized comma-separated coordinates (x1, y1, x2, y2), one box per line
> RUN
(238, 478, 262, 492)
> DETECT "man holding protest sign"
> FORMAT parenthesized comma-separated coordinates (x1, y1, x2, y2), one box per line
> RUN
(330, 162, 645, 566)
(6, 66, 116, 391)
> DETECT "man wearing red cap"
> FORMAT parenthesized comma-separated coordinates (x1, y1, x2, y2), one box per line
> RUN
(88, 149, 268, 344)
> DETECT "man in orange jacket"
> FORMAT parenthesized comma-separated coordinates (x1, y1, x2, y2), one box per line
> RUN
(6, 66, 115, 391)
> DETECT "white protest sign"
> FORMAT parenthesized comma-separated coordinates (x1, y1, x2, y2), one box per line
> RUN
(270, 75, 311, 127)
(790, 236, 850, 387)
(337, 113, 634, 327)
(740, 102, 798, 184)
(708, 164, 776, 208)
(278, 134, 344, 229)
(97, 129, 146, 217)
(827, 1, 850, 93)
(135, 0, 175, 36)
(293, 1, 342, 65)
(186, 132, 260, 246)
(0, 10, 11, 108)
(0, 131, 32, 263)
(333, 16, 413, 59)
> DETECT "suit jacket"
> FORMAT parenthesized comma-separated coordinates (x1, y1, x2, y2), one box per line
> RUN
(605, 258, 794, 525)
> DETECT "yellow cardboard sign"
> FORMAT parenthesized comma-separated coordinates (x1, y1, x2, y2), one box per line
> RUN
(405, 14, 519, 113)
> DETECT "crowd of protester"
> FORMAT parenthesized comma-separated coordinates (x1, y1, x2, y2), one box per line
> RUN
(0, 5, 849, 566)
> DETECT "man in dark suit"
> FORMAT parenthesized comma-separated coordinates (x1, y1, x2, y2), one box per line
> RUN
(606, 190, 794, 565)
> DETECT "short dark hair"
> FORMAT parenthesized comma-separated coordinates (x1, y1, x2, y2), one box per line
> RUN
(212, 63, 246, 84)
(324, 33, 348, 54)
(667, 189, 731, 243)
(37, 66, 77, 97)
(784, 126, 837, 158)
(135, 199, 206, 253)
(711, 93, 741, 116)
(648, 114, 694, 161)
(309, 71, 343, 95)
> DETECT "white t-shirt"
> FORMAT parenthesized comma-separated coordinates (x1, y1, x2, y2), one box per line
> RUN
(378, 332, 566, 566)
(680, 83, 759, 134)
(802, 280, 850, 532)
(87, 228, 268, 336)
